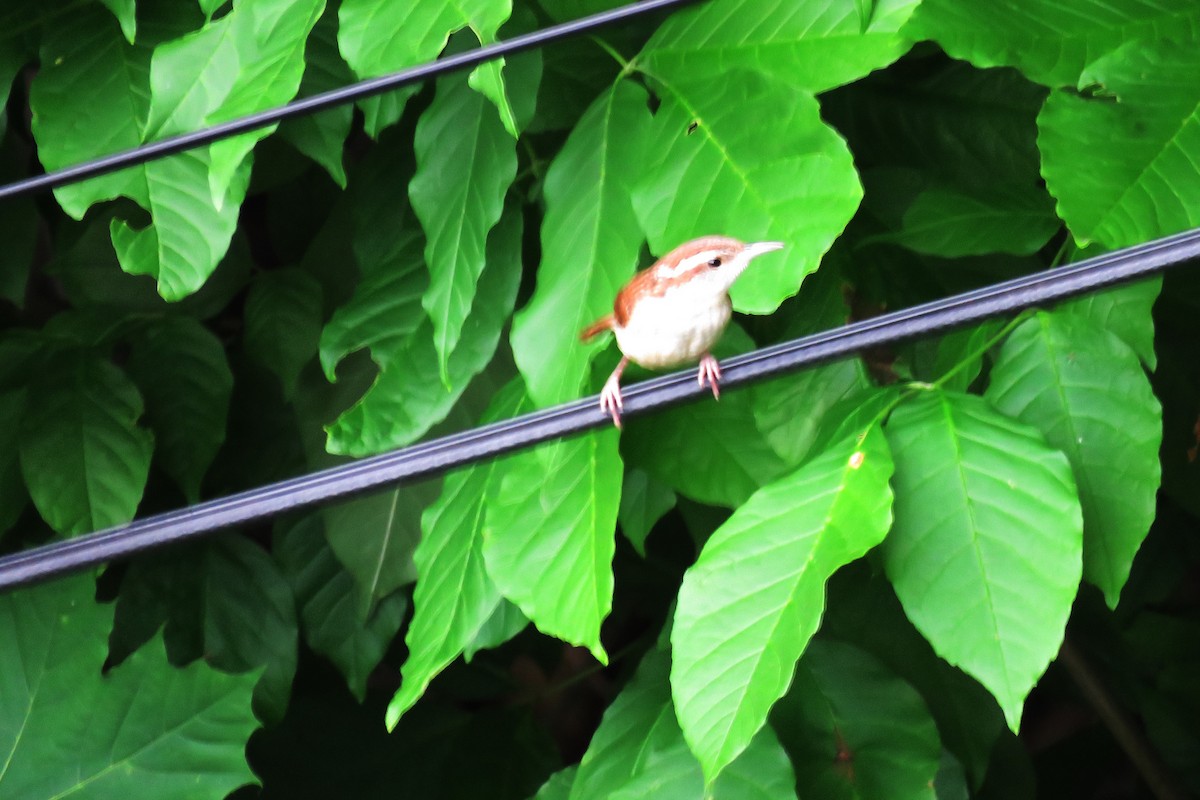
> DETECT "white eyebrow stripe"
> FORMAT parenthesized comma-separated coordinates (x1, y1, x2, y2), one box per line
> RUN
(660, 250, 724, 277)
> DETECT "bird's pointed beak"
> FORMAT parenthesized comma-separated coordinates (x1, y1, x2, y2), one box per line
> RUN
(745, 241, 785, 258)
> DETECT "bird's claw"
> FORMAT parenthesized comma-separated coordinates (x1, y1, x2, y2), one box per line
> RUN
(697, 354, 722, 400)
(600, 374, 624, 429)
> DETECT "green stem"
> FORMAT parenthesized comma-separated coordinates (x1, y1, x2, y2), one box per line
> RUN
(930, 313, 1029, 391)
(590, 36, 635, 78)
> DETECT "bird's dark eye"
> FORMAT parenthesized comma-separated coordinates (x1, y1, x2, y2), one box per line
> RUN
(707, 258, 722, 268)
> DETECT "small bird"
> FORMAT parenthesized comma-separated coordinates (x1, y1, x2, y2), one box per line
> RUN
(581, 235, 785, 427)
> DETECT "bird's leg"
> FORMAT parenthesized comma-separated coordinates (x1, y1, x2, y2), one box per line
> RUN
(599, 356, 629, 428)
(697, 353, 722, 400)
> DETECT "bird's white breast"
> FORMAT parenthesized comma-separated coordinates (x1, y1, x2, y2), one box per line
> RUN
(613, 286, 732, 369)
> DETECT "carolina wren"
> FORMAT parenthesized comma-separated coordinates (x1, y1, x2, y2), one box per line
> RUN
(580, 236, 784, 427)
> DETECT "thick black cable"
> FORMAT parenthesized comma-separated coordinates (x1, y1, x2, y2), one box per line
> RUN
(0, 0, 700, 202)
(0, 226, 1197, 593)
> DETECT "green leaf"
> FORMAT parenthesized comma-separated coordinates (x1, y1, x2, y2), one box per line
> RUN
(0, 574, 259, 799)
(535, 767, 578, 800)
(109, 148, 253, 301)
(1062, 276, 1160, 370)
(618, 468, 676, 556)
(245, 269, 324, 398)
(640, 0, 920, 93)
(278, 4, 354, 186)
(909, 0, 1200, 87)
(410, 68, 517, 385)
(1039, 39, 1200, 249)
(30, 6, 152, 219)
(126, 317, 232, 503)
(98, 0, 136, 42)
(883, 392, 1082, 729)
(145, 0, 323, 201)
(985, 311, 1162, 607)
(510, 81, 651, 407)
(325, 203, 523, 456)
(671, 426, 894, 782)
(338, 0, 513, 133)
(387, 381, 530, 728)
(464, 598, 528, 660)
(570, 647, 797, 799)
(206, 0, 326, 199)
(275, 515, 408, 701)
(19, 350, 152, 536)
(822, 563, 1006, 790)
(883, 185, 1059, 258)
(632, 71, 862, 314)
(625, 387, 789, 509)
(324, 481, 435, 614)
(823, 62, 1046, 194)
(111, 536, 299, 725)
(483, 428, 622, 663)
(773, 640, 941, 800)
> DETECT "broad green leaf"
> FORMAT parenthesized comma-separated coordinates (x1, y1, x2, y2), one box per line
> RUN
(324, 481, 436, 613)
(30, 6, 151, 218)
(483, 428, 621, 663)
(410, 69, 517, 384)
(571, 648, 796, 800)
(640, 0, 920, 93)
(319, 260, 425, 381)
(98, 0, 136, 42)
(672, 426, 894, 782)
(882, 185, 1059, 257)
(1062, 277, 1160, 370)
(909, 0, 1200, 87)
(125, 317, 232, 503)
(1039, 39, 1200, 249)
(624, 387, 788, 509)
(0, 390, 26, 537)
(19, 350, 152, 536)
(823, 63, 1046, 194)
(511, 81, 651, 406)
(535, 767, 578, 800)
(618, 468, 676, 556)
(244, 268, 324, 398)
(275, 515, 408, 701)
(109, 148, 252, 301)
(464, 598, 528, 660)
(387, 381, 530, 728)
(632, 71, 861, 314)
(145, 0, 324, 201)
(338, 0, 513, 134)
(111, 536, 298, 724)
(773, 640, 941, 800)
(325, 204, 523, 456)
(279, 4, 354, 186)
(883, 392, 1082, 729)
(0, 574, 259, 799)
(985, 311, 1162, 607)
(750, 258, 869, 466)
(823, 563, 1006, 790)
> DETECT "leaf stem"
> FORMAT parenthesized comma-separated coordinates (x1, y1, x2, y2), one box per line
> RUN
(1058, 639, 1188, 800)
(590, 36, 634, 77)
(931, 313, 1028, 390)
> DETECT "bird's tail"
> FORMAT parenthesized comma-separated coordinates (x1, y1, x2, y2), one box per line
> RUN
(580, 314, 615, 341)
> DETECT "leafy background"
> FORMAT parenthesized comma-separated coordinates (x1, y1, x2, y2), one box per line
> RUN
(0, 0, 1198, 797)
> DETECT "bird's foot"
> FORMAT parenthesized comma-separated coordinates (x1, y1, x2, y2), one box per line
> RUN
(599, 358, 628, 428)
(697, 354, 722, 400)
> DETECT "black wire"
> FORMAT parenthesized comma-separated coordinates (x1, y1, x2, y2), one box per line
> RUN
(0, 0, 701, 202)
(0, 226, 1196, 593)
